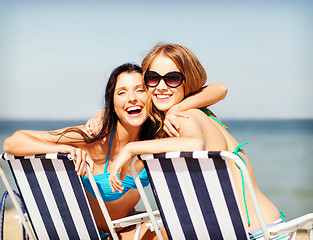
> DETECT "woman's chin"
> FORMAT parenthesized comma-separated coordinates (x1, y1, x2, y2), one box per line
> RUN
(127, 116, 148, 128)
(153, 102, 173, 112)
(129, 121, 146, 128)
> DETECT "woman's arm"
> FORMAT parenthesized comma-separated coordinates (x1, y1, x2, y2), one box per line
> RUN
(109, 117, 204, 192)
(4, 130, 71, 155)
(164, 83, 228, 137)
(109, 110, 227, 192)
(3, 127, 94, 174)
(176, 83, 227, 111)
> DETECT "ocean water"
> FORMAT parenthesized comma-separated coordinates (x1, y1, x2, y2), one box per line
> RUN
(0, 119, 312, 221)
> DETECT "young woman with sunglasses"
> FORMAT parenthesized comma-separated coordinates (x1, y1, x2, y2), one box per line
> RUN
(109, 44, 289, 240)
(3, 61, 227, 239)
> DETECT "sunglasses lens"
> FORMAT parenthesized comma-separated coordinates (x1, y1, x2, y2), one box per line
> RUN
(164, 72, 183, 87)
(145, 72, 160, 87)
(145, 71, 184, 88)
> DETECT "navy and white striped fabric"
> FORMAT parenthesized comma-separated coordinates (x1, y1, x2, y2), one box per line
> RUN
(4, 153, 100, 240)
(140, 151, 249, 240)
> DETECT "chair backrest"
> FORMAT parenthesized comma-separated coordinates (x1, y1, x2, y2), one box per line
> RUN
(140, 151, 249, 240)
(4, 153, 100, 240)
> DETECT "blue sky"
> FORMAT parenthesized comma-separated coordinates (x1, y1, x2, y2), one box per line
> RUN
(0, 1, 312, 120)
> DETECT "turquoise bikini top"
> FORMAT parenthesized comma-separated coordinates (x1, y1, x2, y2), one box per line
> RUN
(81, 126, 150, 202)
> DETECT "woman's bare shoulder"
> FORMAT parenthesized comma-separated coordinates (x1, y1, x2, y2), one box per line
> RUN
(181, 109, 214, 122)
(175, 109, 208, 136)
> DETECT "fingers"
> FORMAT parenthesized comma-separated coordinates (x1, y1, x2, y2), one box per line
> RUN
(85, 120, 93, 136)
(163, 124, 173, 137)
(86, 155, 94, 173)
(177, 112, 189, 119)
(78, 150, 87, 175)
(86, 119, 101, 136)
(71, 148, 77, 169)
(109, 172, 124, 193)
(164, 109, 189, 137)
(73, 148, 83, 175)
(163, 119, 180, 137)
(71, 148, 92, 176)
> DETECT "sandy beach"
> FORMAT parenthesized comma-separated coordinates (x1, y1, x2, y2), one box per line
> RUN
(3, 208, 23, 240)
(2, 207, 309, 240)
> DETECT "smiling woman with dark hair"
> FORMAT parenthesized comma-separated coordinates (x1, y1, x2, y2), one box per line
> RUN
(4, 63, 160, 239)
(4, 57, 227, 239)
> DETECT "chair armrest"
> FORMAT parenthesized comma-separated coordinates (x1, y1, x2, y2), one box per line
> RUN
(268, 213, 313, 236)
(112, 210, 160, 228)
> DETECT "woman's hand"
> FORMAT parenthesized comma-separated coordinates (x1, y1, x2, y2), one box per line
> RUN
(164, 105, 189, 137)
(85, 109, 105, 141)
(109, 147, 133, 193)
(59, 145, 94, 176)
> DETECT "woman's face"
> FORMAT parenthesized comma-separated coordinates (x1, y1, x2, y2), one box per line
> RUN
(113, 72, 150, 128)
(147, 55, 185, 113)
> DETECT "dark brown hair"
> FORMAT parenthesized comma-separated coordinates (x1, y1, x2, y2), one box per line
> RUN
(52, 63, 157, 143)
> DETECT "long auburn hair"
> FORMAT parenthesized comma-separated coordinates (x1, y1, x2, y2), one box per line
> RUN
(141, 43, 207, 138)
(53, 63, 157, 143)
(142, 43, 207, 97)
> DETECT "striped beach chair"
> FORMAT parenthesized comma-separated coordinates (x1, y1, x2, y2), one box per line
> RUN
(131, 151, 313, 240)
(0, 152, 162, 240)
(0, 153, 103, 239)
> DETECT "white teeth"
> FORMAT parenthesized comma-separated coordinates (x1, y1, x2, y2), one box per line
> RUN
(126, 106, 142, 115)
(156, 94, 170, 99)
(127, 106, 141, 111)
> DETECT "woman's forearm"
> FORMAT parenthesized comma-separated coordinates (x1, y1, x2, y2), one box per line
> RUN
(176, 83, 228, 111)
(111, 136, 205, 182)
(124, 137, 205, 157)
(3, 129, 94, 175)
(3, 130, 71, 156)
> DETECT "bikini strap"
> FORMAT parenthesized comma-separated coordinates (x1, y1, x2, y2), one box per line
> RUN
(232, 142, 250, 226)
(199, 108, 227, 129)
(233, 142, 249, 166)
(104, 125, 114, 173)
(279, 210, 287, 222)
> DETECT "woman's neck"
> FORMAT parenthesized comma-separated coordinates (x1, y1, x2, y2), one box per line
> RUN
(114, 121, 142, 148)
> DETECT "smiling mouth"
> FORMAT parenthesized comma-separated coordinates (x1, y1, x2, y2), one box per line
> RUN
(126, 106, 143, 115)
(155, 94, 171, 100)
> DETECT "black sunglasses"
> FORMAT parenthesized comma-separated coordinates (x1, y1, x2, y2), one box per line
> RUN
(144, 71, 185, 88)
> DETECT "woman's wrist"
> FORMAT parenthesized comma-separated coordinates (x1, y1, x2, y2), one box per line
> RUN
(168, 104, 183, 115)
(171, 102, 182, 112)
(58, 144, 74, 153)
(123, 143, 135, 158)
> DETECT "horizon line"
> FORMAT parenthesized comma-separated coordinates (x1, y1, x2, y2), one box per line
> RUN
(1, 117, 313, 122)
